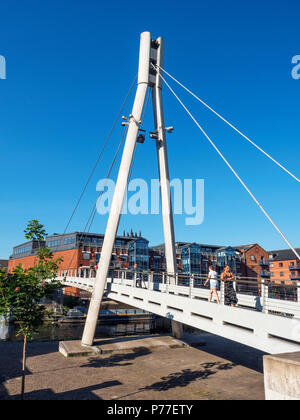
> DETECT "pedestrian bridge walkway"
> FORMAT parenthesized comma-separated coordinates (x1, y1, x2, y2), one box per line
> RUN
(56, 269, 300, 355)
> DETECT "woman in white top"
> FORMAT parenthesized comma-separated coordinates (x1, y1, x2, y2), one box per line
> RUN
(204, 265, 220, 304)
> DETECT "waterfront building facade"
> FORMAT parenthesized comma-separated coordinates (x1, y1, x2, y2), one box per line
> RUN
(268, 248, 300, 285)
(8, 231, 149, 296)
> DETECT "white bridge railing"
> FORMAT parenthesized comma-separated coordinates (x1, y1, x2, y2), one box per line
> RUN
(58, 269, 300, 318)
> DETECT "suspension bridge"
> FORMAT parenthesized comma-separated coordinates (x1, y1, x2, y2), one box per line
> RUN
(52, 32, 300, 357)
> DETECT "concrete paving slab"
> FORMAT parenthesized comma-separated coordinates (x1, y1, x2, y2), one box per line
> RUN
(0, 333, 266, 400)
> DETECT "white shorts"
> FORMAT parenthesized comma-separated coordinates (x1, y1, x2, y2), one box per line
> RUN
(210, 280, 219, 290)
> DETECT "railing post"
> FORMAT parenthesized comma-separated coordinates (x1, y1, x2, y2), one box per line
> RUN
(134, 271, 137, 288)
(190, 275, 194, 298)
(220, 280, 225, 305)
(297, 282, 300, 304)
(261, 278, 268, 314)
(150, 271, 154, 290)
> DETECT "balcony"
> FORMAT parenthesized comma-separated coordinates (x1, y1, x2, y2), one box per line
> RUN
(290, 274, 300, 281)
(259, 259, 269, 267)
(260, 270, 271, 278)
(289, 264, 300, 271)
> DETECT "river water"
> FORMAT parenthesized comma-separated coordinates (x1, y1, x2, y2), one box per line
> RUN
(0, 316, 171, 342)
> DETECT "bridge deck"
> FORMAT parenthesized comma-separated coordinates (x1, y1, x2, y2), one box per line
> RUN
(58, 273, 300, 354)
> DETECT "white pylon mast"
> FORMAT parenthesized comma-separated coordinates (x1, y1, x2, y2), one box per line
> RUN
(152, 37, 183, 339)
(82, 32, 180, 346)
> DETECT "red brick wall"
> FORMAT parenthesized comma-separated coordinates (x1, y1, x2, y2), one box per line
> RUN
(9, 249, 81, 273)
(8, 249, 82, 296)
(239, 244, 269, 278)
(270, 259, 297, 283)
(8, 255, 38, 273)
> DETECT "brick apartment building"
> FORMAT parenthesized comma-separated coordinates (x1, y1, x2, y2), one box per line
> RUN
(9, 231, 149, 297)
(234, 244, 270, 279)
(268, 248, 300, 284)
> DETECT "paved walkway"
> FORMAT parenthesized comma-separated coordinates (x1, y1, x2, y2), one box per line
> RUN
(0, 333, 265, 400)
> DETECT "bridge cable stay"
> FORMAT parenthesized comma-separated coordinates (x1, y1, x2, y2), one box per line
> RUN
(155, 67, 300, 261)
(85, 126, 130, 234)
(64, 125, 129, 276)
(128, 86, 151, 184)
(56, 74, 137, 274)
(87, 86, 151, 235)
(64, 85, 150, 277)
(61, 74, 138, 238)
(154, 64, 300, 184)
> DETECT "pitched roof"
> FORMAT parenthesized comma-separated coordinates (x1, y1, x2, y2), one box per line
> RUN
(233, 244, 257, 251)
(268, 248, 300, 262)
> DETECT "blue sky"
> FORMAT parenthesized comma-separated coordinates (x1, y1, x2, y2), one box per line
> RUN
(0, 0, 299, 258)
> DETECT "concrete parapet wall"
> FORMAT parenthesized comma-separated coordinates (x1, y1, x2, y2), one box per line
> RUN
(264, 352, 300, 400)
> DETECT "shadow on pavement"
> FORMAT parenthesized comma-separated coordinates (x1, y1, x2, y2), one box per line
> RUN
(80, 347, 152, 369)
(5, 380, 121, 400)
(183, 333, 266, 373)
(113, 361, 236, 400)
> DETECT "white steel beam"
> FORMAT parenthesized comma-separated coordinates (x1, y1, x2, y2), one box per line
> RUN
(81, 32, 151, 346)
(152, 37, 183, 339)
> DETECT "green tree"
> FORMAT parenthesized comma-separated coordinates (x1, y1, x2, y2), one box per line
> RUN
(24, 219, 47, 241)
(0, 221, 63, 400)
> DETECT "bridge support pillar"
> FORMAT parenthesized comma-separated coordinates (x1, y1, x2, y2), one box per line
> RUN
(171, 320, 183, 340)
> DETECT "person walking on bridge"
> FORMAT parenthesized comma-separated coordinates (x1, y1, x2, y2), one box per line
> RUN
(221, 265, 238, 307)
(133, 263, 142, 288)
(204, 265, 220, 304)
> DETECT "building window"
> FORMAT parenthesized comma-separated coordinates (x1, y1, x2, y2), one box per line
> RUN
(47, 240, 61, 248)
(14, 246, 32, 255)
(64, 237, 75, 245)
(280, 272, 284, 277)
(279, 263, 283, 268)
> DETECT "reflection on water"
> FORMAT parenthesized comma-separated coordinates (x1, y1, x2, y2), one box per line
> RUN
(0, 317, 172, 342)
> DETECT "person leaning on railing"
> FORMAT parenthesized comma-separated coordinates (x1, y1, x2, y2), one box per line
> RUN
(221, 265, 238, 307)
